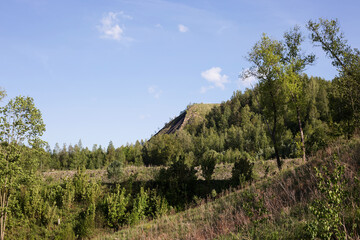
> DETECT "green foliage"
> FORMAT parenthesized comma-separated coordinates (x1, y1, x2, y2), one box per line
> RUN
(72, 168, 99, 204)
(157, 156, 197, 183)
(245, 33, 287, 169)
(200, 150, 219, 181)
(105, 185, 129, 229)
(0, 95, 46, 240)
(306, 156, 346, 239)
(146, 189, 168, 219)
(74, 202, 96, 238)
(107, 160, 123, 182)
(128, 187, 148, 225)
(156, 157, 197, 208)
(143, 134, 184, 166)
(0, 96, 46, 147)
(307, 18, 360, 134)
(231, 155, 254, 187)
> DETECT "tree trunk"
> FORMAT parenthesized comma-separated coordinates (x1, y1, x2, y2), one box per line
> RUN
(296, 105, 306, 162)
(270, 91, 282, 170)
(0, 191, 7, 240)
(273, 135, 282, 170)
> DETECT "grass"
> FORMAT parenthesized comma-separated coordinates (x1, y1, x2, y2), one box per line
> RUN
(96, 136, 360, 239)
(94, 159, 306, 239)
(42, 165, 164, 183)
(42, 157, 301, 184)
(183, 103, 219, 129)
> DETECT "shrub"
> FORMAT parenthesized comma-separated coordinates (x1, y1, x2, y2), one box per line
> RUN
(306, 155, 346, 239)
(200, 150, 220, 181)
(146, 189, 168, 219)
(128, 187, 148, 225)
(231, 155, 254, 187)
(105, 185, 129, 229)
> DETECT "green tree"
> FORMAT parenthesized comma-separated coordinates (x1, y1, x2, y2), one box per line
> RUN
(282, 26, 315, 161)
(231, 155, 254, 187)
(200, 150, 219, 181)
(105, 185, 129, 229)
(0, 95, 46, 240)
(107, 160, 123, 182)
(245, 34, 286, 169)
(106, 141, 116, 166)
(307, 18, 360, 135)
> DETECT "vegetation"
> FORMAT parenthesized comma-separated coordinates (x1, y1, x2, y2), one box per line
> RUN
(1, 18, 360, 239)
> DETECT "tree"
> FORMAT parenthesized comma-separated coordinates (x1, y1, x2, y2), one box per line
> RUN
(282, 26, 315, 161)
(200, 150, 219, 181)
(106, 141, 116, 165)
(0, 95, 45, 240)
(244, 33, 286, 169)
(307, 18, 360, 135)
(107, 160, 123, 182)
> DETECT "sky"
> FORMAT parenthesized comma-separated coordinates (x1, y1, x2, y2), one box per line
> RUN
(1, 0, 360, 149)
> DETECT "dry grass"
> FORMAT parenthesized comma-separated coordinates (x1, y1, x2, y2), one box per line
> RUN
(98, 137, 360, 240)
(42, 165, 164, 183)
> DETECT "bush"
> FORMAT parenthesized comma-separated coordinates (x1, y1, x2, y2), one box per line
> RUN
(128, 187, 148, 225)
(231, 155, 254, 187)
(200, 150, 220, 181)
(146, 189, 168, 219)
(306, 156, 346, 239)
(105, 185, 129, 229)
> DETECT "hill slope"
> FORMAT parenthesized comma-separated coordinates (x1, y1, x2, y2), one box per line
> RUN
(156, 103, 218, 135)
(99, 136, 360, 239)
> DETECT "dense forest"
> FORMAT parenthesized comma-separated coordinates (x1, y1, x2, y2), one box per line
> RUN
(1, 18, 360, 239)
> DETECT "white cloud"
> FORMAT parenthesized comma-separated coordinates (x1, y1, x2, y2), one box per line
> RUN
(178, 24, 188, 33)
(148, 86, 162, 99)
(98, 11, 132, 41)
(201, 67, 229, 93)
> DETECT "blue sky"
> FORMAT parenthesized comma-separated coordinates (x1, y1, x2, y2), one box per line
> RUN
(1, 0, 359, 149)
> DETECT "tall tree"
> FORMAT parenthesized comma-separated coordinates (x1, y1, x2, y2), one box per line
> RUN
(307, 18, 360, 135)
(244, 34, 286, 169)
(106, 141, 116, 165)
(0, 95, 45, 240)
(282, 26, 315, 161)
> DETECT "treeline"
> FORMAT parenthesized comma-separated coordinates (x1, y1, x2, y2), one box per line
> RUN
(42, 75, 331, 171)
(41, 74, 352, 174)
(42, 140, 144, 170)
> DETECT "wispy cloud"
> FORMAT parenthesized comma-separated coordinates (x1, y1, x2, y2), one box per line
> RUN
(97, 11, 132, 41)
(200, 67, 229, 93)
(148, 86, 162, 99)
(178, 24, 189, 33)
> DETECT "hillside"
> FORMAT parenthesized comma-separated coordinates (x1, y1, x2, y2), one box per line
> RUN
(99, 136, 360, 239)
(155, 103, 219, 135)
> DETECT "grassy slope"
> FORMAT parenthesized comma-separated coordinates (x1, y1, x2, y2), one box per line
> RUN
(183, 103, 219, 128)
(98, 136, 360, 240)
(157, 103, 219, 135)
